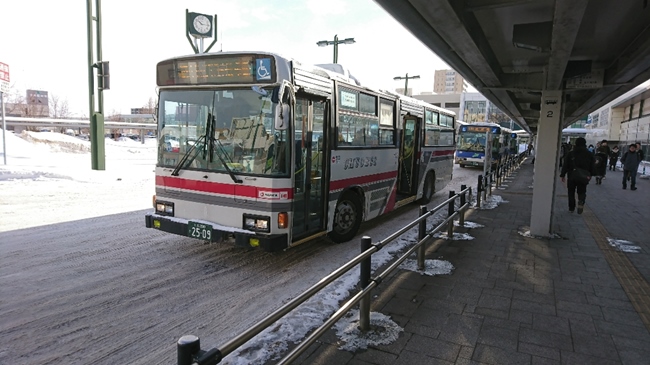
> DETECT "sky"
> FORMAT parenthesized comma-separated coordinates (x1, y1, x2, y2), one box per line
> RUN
(0, 0, 454, 118)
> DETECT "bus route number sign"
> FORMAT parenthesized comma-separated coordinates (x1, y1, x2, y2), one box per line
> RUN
(188, 221, 212, 241)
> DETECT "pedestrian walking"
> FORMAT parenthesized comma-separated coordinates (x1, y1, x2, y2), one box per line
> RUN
(560, 137, 595, 214)
(636, 142, 645, 162)
(588, 144, 595, 154)
(598, 140, 611, 177)
(609, 146, 620, 171)
(559, 143, 566, 170)
(621, 144, 641, 190)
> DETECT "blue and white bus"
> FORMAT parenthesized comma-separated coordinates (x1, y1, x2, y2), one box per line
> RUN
(455, 122, 514, 168)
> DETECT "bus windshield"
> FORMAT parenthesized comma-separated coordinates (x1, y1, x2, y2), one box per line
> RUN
(458, 132, 488, 152)
(157, 88, 290, 176)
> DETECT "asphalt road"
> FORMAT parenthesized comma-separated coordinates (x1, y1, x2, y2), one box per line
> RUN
(0, 164, 484, 365)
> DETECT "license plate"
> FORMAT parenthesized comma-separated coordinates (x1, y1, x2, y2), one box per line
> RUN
(188, 221, 212, 241)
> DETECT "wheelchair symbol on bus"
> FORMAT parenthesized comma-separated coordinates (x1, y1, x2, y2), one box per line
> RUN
(256, 58, 272, 81)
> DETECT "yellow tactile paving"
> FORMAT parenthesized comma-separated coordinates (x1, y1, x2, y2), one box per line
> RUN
(583, 205, 650, 333)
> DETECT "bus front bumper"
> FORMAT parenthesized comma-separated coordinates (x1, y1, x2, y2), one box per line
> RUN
(145, 213, 288, 252)
(457, 158, 483, 166)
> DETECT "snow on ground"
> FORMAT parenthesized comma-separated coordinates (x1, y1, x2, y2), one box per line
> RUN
(0, 129, 156, 232)
(607, 237, 641, 253)
(399, 258, 455, 276)
(1, 128, 458, 362)
(454, 220, 485, 228)
(333, 310, 403, 352)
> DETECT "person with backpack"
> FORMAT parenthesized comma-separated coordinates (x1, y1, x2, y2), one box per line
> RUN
(560, 137, 595, 214)
(621, 144, 641, 190)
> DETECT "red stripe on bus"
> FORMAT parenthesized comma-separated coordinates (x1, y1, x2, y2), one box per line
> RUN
(383, 184, 398, 213)
(432, 149, 455, 156)
(329, 171, 398, 191)
(156, 176, 294, 199)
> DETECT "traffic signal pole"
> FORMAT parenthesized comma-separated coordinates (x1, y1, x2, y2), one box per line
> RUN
(87, 0, 106, 170)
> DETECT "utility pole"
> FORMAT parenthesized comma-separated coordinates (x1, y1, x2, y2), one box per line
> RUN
(316, 35, 356, 64)
(393, 73, 421, 96)
(86, 0, 109, 170)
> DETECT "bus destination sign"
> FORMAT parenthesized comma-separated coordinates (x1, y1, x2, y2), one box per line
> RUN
(465, 126, 491, 133)
(157, 55, 275, 86)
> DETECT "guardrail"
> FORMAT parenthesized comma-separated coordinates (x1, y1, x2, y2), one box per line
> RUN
(475, 152, 527, 208)
(2, 116, 157, 130)
(176, 185, 473, 365)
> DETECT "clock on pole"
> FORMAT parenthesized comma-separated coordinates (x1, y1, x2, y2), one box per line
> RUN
(185, 10, 218, 54)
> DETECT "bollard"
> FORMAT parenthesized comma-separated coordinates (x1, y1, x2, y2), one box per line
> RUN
(488, 172, 493, 196)
(178, 335, 201, 365)
(460, 184, 467, 227)
(496, 163, 501, 188)
(447, 191, 455, 238)
(418, 206, 427, 270)
(477, 175, 483, 208)
(359, 236, 372, 332)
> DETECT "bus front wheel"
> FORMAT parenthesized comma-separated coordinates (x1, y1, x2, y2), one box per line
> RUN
(330, 191, 362, 243)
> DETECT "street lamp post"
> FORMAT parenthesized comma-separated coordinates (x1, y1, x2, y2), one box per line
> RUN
(393, 73, 420, 96)
(316, 34, 356, 63)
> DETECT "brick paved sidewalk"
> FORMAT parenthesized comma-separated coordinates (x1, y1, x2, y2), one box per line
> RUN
(295, 162, 650, 365)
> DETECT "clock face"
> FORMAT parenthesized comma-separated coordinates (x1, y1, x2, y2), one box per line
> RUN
(193, 15, 211, 34)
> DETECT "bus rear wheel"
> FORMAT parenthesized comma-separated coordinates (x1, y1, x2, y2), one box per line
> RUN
(420, 172, 435, 204)
(330, 191, 362, 243)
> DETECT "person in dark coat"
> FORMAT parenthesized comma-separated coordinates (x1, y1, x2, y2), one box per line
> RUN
(593, 140, 610, 184)
(621, 144, 641, 190)
(609, 146, 620, 171)
(560, 137, 595, 214)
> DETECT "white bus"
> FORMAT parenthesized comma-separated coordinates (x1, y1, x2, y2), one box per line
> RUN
(146, 52, 456, 251)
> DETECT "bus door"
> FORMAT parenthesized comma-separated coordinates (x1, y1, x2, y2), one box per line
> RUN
(397, 116, 420, 195)
(292, 96, 327, 240)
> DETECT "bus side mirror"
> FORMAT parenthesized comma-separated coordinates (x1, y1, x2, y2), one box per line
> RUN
(274, 104, 289, 130)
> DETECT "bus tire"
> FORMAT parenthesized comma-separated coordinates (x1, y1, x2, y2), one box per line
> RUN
(329, 191, 362, 243)
(420, 172, 435, 204)
(459, 164, 466, 168)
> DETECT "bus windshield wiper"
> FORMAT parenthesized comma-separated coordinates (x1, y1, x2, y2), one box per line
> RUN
(212, 137, 242, 184)
(171, 135, 206, 176)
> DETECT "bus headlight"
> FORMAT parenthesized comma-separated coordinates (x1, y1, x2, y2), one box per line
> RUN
(155, 201, 174, 216)
(243, 215, 270, 233)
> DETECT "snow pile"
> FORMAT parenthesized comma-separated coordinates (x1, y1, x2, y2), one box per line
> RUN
(474, 195, 508, 209)
(333, 310, 403, 352)
(400, 259, 454, 276)
(432, 232, 475, 240)
(454, 221, 484, 228)
(607, 237, 641, 253)
(20, 130, 91, 153)
(518, 229, 561, 239)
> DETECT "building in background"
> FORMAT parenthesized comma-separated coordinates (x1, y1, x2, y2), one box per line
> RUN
(413, 92, 462, 117)
(433, 70, 467, 94)
(460, 92, 522, 130)
(585, 80, 650, 159)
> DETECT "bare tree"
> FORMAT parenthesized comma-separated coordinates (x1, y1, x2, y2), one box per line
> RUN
(143, 97, 156, 115)
(49, 94, 71, 119)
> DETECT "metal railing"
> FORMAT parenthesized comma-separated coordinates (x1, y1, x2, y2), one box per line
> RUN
(2, 116, 157, 130)
(475, 152, 527, 208)
(176, 185, 473, 365)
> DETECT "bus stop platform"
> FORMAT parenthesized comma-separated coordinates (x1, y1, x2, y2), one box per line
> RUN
(295, 160, 650, 365)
